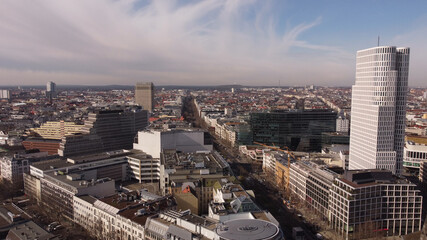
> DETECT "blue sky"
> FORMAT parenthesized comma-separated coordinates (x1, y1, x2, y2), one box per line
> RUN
(0, 0, 426, 86)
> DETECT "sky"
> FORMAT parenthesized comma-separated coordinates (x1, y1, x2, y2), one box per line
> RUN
(1, 0, 426, 87)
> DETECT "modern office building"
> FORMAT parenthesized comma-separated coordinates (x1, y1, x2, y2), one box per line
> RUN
(329, 170, 422, 239)
(349, 46, 410, 175)
(46, 81, 56, 100)
(126, 149, 162, 184)
(250, 110, 337, 151)
(59, 106, 148, 156)
(133, 128, 213, 158)
(135, 82, 154, 112)
(24, 153, 132, 219)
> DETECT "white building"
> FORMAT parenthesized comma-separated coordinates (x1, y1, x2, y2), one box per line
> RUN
(133, 129, 213, 158)
(403, 141, 427, 171)
(349, 46, 410, 175)
(0, 152, 48, 187)
(0, 156, 29, 186)
(336, 116, 349, 133)
(126, 150, 164, 185)
(74, 192, 176, 240)
(0, 90, 10, 99)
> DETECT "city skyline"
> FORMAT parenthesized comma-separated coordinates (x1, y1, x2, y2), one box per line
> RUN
(1, 0, 427, 87)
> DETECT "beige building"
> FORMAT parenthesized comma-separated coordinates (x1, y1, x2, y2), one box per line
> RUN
(28, 121, 83, 140)
(135, 82, 154, 112)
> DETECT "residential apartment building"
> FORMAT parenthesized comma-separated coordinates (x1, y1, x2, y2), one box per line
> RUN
(0, 156, 29, 187)
(263, 151, 291, 193)
(0, 152, 49, 187)
(349, 46, 410, 175)
(26, 121, 83, 140)
(329, 170, 422, 239)
(336, 116, 350, 133)
(73, 191, 176, 240)
(162, 150, 231, 213)
(289, 161, 338, 217)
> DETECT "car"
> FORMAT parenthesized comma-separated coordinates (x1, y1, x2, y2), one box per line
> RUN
(315, 233, 324, 239)
(53, 225, 63, 231)
(47, 222, 60, 232)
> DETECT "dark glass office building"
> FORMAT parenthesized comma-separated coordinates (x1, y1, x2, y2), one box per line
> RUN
(250, 110, 337, 152)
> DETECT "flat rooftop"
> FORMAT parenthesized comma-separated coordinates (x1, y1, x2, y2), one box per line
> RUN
(215, 219, 280, 240)
(44, 170, 113, 189)
(67, 150, 132, 163)
(31, 159, 72, 171)
(340, 169, 413, 187)
(162, 151, 228, 170)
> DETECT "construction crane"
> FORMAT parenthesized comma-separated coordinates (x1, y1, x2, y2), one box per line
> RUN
(253, 141, 299, 197)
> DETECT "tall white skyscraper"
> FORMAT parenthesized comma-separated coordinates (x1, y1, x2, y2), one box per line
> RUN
(349, 46, 410, 175)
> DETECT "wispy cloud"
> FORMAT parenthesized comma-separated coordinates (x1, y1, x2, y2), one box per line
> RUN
(0, 0, 352, 86)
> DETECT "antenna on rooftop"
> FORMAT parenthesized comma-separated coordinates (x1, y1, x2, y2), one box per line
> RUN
(377, 36, 380, 47)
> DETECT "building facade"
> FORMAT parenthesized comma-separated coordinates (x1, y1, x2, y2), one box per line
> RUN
(349, 46, 410, 175)
(46, 81, 56, 99)
(329, 170, 422, 239)
(250, 110, 337, 152)
(133, 129, 213, 158)
(336, 116, 350, 133)
(289, 161, 337, 217)
(0, 90, 10, 99)
(27, 121, 84, 140)
(403, 141, 427, 174)
(59, 106, 148, 156)
(135, 82, 154, 112)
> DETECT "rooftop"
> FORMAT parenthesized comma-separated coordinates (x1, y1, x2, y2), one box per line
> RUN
(340, 169, 413, 187)
(215, 219, 280, 240)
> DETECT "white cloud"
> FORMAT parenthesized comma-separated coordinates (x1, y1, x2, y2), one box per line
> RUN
(392, 19, 427, 87)
(0, 0, 353, 86)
